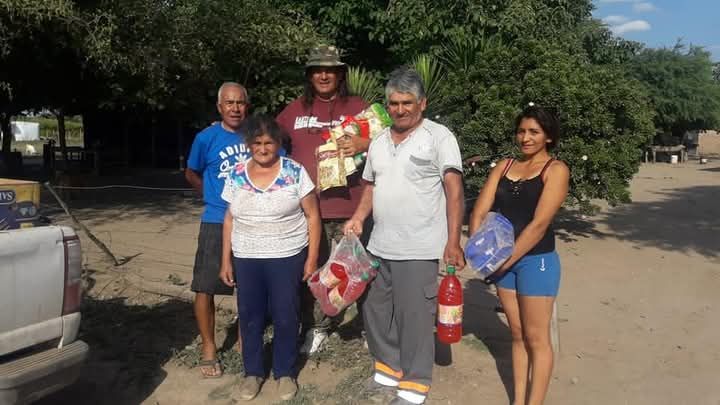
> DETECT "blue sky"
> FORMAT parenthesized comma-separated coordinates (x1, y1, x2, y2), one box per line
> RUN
(592, 0, 720, 61)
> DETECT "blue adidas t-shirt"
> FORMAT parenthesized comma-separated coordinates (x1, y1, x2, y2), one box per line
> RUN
(187, 123, 250, 223)
(187, 123, 286, 223)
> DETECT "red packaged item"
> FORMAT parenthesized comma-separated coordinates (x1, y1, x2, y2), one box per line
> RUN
(327, 279, 348, 312)
(308, 233, 379, 316)
(322, 272, 372, 317)
(320, 262, 348, 288)
(437, 265, 463, 344)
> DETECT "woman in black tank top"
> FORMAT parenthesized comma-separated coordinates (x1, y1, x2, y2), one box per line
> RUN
(468, 105, 570, 405)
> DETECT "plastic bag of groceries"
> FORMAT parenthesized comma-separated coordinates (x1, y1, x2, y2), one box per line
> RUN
(308, 233, 379, 316)
(317, 103, 392, 191)
(464, 212, 515, 280)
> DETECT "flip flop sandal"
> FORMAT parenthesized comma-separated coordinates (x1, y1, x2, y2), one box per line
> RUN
(198, 359, 223, 379)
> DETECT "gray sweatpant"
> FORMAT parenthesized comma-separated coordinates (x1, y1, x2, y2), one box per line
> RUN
(363, 258, 438, 403)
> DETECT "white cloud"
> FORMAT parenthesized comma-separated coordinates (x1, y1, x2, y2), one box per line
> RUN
(633, 2, 657, 12)
(610, 20, 652, 35)
(602, 15, 629, 25)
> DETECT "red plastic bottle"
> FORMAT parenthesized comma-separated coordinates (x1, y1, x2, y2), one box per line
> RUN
(437, 265, 463, 344)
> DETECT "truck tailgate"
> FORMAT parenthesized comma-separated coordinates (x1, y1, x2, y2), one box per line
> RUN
(0, 226, 66, 355)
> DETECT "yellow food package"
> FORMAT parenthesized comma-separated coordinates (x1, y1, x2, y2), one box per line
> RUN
(0, 178, 40, 230)
(316, 142, 347, 191)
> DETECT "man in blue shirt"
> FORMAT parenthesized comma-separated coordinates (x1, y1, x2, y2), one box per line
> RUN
(185, 82, 250, 378)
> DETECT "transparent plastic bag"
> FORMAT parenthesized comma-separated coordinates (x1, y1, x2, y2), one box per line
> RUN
(308, 233, 379, 316)
(465, 212, 515, 280)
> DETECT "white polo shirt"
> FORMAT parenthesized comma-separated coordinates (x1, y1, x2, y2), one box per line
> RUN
(363, 118, 462, 260)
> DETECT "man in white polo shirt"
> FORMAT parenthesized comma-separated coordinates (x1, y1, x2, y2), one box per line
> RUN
(343, 67, 466, 405)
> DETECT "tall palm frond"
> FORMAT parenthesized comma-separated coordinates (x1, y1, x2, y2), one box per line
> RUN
(347, 66, 383, 104)
(412, 54, 447, 116)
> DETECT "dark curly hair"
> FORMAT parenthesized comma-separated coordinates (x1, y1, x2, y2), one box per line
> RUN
(514, 105, 561, 150)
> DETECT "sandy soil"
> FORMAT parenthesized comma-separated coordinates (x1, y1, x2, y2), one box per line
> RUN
(37, 160, 720, 405)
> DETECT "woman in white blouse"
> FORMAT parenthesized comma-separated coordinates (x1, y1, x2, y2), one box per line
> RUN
(219, 115, 321, 401)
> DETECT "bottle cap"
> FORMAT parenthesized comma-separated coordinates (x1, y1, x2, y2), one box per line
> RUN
(446, 265, 456, 275)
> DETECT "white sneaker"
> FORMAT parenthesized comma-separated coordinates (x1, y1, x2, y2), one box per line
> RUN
(300, 329, 328, 354)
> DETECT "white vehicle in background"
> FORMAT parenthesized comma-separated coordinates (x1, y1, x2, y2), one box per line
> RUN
(0, 225, 88, 404)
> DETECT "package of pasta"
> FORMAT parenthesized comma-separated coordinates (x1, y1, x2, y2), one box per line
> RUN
(317, 142, 347, 191)
(319, 103, 392, 181)
(323, 103, 390, 141)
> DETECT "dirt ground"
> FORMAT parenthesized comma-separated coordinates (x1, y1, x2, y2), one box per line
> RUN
(37, 159, 720, 405)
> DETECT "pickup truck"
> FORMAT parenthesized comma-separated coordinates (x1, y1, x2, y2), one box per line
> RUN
(0, 225, 89, 404)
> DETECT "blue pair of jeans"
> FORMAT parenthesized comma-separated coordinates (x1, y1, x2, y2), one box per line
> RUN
(233, 249, 305, 378)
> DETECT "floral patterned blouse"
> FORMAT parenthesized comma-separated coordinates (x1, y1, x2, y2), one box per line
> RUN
(221, 157, 315, 258)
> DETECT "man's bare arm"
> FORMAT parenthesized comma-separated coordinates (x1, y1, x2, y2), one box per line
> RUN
(185, 168, 203, 194)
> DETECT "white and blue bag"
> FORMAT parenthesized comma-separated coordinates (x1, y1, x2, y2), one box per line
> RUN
(465, 212, 515, 280)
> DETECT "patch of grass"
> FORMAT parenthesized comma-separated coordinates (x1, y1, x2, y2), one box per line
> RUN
(172, 339, 245, 375)
(306, 328, 373, 405)
(330, 367, 373, 405)
(309, 332, 368, 371)
(172, 309, 375, 404)
(217, 347, 245, 375)
(171, 341, 203, 369)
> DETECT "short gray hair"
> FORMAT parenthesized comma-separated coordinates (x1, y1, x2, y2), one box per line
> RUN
(217, 82, 249, 104)
(385, 67, 426, 102)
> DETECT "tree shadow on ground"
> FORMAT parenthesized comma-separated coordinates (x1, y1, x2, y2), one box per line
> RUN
(553, 208, 607, 243)
(598, 185, 720, 258)
(35, 169, 203, 228)
(462, 278, 514, 402)
(37, 297, 198, 405)
(699, 166, 720, 173)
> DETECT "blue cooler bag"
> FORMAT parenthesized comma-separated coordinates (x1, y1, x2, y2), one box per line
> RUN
(465, 212, 514, 280)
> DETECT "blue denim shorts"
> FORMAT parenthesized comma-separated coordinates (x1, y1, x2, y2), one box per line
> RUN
(495, 251, 561, 297)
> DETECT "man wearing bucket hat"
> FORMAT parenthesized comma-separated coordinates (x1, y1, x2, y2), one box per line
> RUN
(277, 45, 369, 354)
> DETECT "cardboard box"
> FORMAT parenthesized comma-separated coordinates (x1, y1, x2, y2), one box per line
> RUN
(0, 178, 40, 230)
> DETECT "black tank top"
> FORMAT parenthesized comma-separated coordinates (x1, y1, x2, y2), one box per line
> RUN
(491, 158, 555, 255)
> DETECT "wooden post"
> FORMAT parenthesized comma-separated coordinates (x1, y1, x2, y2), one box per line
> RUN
(56, 110, 68, 164)
(0, 113, 12, 156)
(43, 182, 124, 267)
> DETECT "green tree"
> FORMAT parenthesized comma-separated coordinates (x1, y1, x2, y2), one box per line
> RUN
(275, 0, 656, 210)
(0, 0, 103, 158)
(630, 44, 720, 138)
(0, 0, 321, 166)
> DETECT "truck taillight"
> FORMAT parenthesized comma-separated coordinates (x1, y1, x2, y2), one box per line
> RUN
(63, 235, 82, 315)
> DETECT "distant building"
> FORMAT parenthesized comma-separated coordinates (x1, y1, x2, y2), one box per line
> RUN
(10, 121, 40, 141)
(698, 130, 720, 157)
